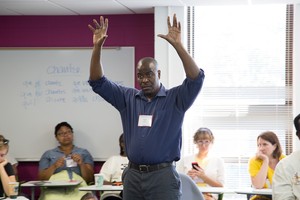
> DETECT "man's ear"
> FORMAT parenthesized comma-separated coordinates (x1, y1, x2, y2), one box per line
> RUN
(157, 70, 161, 79)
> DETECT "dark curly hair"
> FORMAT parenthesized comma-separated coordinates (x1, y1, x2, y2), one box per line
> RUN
(54, 122, 73, 136)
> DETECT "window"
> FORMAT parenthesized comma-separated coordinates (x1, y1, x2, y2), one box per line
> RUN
(183, 5, 293, 189)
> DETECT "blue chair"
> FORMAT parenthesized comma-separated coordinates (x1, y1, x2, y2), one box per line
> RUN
(179, 173, 205, 200)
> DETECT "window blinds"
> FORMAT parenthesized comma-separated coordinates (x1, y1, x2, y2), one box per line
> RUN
(183, 4, 293, 189)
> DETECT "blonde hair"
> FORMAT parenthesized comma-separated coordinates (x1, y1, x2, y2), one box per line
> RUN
(0, 134, 9, 151)
(193, 127, 214, 144)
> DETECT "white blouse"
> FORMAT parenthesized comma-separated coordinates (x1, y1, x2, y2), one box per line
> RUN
(176, 154, 225, 186)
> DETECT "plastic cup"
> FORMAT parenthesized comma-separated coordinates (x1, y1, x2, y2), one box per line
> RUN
(8, 182, 19, 199)
(94, 174, 104, 187)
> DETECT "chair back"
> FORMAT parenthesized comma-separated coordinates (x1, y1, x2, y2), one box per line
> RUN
(179, 173, 205, 200)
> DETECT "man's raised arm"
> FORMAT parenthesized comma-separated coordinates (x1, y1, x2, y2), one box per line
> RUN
(88, 16, 109, 81)
(157, 14, 200, 80)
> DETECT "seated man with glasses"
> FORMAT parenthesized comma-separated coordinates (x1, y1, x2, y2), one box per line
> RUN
(38, 121, 94, 200)
(176, 127, 225, 200)
(0, 134, 17, 198)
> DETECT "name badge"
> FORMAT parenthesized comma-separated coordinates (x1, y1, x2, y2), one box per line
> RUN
(138, 115, 153, 127)
(293, 172, 300, 185)
(65, 156, 77, 167)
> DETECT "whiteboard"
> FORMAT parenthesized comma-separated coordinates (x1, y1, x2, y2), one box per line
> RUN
(0, 47, 134, 161)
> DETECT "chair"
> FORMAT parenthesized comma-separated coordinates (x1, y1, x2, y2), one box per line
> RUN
(179, 173, 205, 200)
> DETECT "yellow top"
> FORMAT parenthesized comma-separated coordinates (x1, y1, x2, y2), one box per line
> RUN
(248, 154, 286, 188)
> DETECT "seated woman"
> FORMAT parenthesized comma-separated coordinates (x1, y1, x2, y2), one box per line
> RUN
(38, 122, 94, 200)
(177, 127, 224, 200)
(248, 131, 285, 200)
(0, 134, 17, 198)
(99, 133, 128, 200)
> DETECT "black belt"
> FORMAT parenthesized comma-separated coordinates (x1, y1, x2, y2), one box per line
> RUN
(129, 162, 174, 173)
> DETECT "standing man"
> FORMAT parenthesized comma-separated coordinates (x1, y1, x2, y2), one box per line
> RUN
(88, 14, 204, 200)
(272, 114, 300, 199)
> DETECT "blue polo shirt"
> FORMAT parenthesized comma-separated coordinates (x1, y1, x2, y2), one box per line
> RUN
(89, 70, 204, 164)
(39, 146, 94, 176)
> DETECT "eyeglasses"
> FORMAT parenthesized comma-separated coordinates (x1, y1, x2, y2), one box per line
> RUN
(0, 139, 9, 145)
(57, 130, 73, 137)
(196, 140, 211, 145)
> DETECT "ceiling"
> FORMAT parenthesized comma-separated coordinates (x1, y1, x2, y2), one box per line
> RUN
(0, 0, 300, 16)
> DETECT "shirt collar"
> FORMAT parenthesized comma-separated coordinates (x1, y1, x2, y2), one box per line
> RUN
(136, 84, 166, 100)
(55, 145, 77, 153)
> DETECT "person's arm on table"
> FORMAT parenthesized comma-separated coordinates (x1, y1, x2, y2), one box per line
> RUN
(251, 154, 269, 189)
(38, 156, 65, 180)
(188, 166, 223, 187)
(200, 174, 223, 187)
(72, 153, 94, 183)
(0, 159, 16, 196)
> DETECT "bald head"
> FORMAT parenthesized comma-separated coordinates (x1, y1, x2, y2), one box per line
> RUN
(137, 57, 158, 71)
(136, 57, 161, 100)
